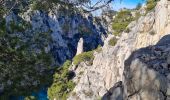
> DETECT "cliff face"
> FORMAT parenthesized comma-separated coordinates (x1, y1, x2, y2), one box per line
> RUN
(0, 6, 109, 96)
(23, 9, 108, 65)
(124, 36, 170, 100)
(68, 0, 170, 99)
(7, 8, 107, 66)
(3, 0, 170, 99)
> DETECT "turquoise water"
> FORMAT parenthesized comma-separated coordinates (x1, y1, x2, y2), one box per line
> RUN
(31, 89, 48, 100)
(10, 88, 48, 100)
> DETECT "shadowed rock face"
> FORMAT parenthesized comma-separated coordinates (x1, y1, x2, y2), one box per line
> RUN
(102, 81, 124, 100)
(123, 35, 170, 100)
(102, 35, 170, 100)
(7, 8, 107, 66)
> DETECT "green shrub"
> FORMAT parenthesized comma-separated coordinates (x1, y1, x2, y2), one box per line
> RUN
(0, 19, 6, 36)
(112, 10, 134, 36)
(97, 96, 102, 100)
(149, 30, 156, 35)
(73, 51, 94, 66)
(112, 22, 129, 34)
(9, 20, 31, 33)
(113, 31, 120, 36)
(72, 92, 77, 96)
(31, 0, 51, 11)
(108, 37, 117, 46)
(83, 90, 94, 97)
(146, 0, 158, 12)
(95, 45, 102, 53)
(134, 12, 141, 20)
(24, 96, 37, 100)
(0, 6, 5, 18)
(94, 17, 102, 24)
(116, 10, 132, 19)
(48, 60, 76, 100)
(79, 71, 84, 75)
(125, 28, 130, 33)
(0, 18, 53, 97)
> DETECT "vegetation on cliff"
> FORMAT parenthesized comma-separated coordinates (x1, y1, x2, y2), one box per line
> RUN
(112, 10, 134, 36)
(108, 37, 117, 46)
(146, 0, 158, 12)
(48, 60, 75, 100)
(112, 0, 158, 36)
(73, 51, 94, 66)
(0, 0, 159, 99)
(0, 18, 53, 98)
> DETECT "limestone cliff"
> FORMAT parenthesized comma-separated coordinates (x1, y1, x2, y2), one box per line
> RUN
(21, 9, 107, 65)
(6, 8, 108, 66)
(0, 6, 109, 97)
(123, 37, 170, 100)
(68, 0, 170, 100)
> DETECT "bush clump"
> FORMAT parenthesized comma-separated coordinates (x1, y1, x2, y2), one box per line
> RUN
(9, 20, 31, 33)
(146, 0, 158, 12)
(95, 45, 102, 53)
(48, 60, 76, 100)
(73, 51, 94, 66)
(149, 30, 156, 35)
(112, 10, 134, 36)
(0, 18, 53, 98)
(108, 37, 117, 46)
(125, 28, 131, 33)
(24, 96, 37, 100)
(82, 90, 94, 97)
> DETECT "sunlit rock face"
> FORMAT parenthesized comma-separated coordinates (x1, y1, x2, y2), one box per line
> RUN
(68, 0, 170, 100)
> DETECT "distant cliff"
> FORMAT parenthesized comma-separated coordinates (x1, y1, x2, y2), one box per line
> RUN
(20, 8, 108, 65)
(0, 5, 110, 98)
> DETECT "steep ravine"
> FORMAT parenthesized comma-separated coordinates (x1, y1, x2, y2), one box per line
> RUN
(0, 6, 111, 99)
(20, 8, 107, 65)
(2, 0, 170, 99)
(68, 0, 170, 100)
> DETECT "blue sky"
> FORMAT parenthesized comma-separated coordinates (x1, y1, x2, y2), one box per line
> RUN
(112, 0, 145, 10)
(91, 0, 145, 16)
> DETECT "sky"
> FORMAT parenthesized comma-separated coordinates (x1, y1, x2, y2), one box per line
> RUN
(112, 0, 145, 11)
(91, 0, 145, 16)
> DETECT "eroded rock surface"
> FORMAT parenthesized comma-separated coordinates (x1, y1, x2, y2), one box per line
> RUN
(10, 8, 107, 66)
(124, 35, 170, 100)
(68, 0, 170, 99)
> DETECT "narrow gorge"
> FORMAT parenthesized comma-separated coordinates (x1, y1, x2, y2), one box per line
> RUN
(1, 0, 170, 100)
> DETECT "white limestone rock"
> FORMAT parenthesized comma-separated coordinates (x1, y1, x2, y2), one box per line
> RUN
(76, 38, 84, 55)
(68, 0, 170, 99)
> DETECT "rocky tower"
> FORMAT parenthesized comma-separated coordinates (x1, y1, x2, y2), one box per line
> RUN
(76, 38, 84, 55)
(68, 0, 170, 100)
